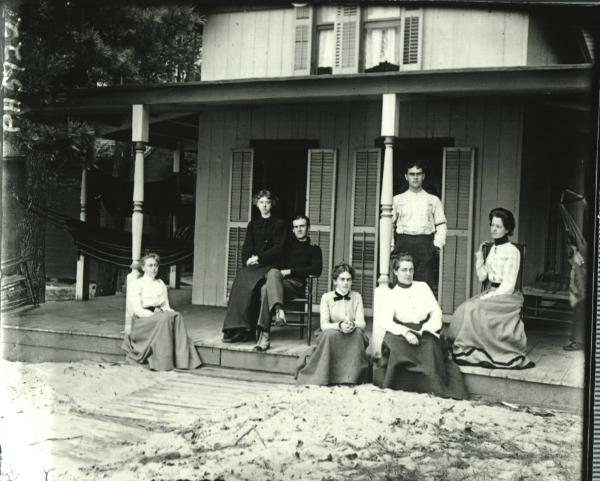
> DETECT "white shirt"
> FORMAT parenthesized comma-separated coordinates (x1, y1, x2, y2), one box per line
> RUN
(320, 290, 366, 331)
(392, 190, 447, 248)
(381, 282, 442, 338)
(476, 242, 520, 299)
(130, 276, 172, 317)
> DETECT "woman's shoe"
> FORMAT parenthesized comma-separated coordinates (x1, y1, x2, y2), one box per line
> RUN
(223, 329, 250, 343)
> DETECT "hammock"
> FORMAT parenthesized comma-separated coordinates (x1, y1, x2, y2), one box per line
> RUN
(559, 189, 587, 257)
(17, 196, 193, 268)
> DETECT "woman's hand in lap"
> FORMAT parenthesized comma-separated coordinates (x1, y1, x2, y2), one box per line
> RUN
(403, 331, 419, 345)
(340, 320, 355, 334)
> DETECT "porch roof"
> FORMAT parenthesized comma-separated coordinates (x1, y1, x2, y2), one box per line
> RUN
(28, 64, 594, 149)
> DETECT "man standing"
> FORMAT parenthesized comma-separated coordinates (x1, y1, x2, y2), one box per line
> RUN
(391, 161, 446, 289)
(254, 215, 322, 351)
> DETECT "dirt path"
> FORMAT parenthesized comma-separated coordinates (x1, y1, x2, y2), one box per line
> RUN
(1, 361, 583, 481)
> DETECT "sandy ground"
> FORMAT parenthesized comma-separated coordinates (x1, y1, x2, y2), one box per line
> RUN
(0, 360, 584, 481)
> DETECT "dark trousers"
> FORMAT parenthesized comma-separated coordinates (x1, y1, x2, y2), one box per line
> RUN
(257, 268, 304, 332)
(392, 233, 435, 289)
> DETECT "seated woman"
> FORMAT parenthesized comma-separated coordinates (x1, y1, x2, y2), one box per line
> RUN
(296, 263, 370, 385)
(447, 207, 534, 369)
(122, 253, 202, 371)
(222, 190, 287, 343)
(375, 254, 467, 399)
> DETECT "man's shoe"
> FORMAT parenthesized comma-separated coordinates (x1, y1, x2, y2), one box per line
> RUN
(274, 308, 287, 327)
(563, 341, 584, 351)
(253, 331, 270, 351)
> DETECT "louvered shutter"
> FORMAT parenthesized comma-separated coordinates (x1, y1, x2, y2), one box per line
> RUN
(306, 149, 337, 305)
(333, 5, 361, 74)
(350, 149, 381, 313)
(293, 6, 314, 75)
(400, 8, 422, 70)
(224, 149, 253, 301)
(438, 147, 475, 315)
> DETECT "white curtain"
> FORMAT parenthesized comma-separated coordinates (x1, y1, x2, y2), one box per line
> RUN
(318, 28, 334, 68)
(365, 27, 398, 69)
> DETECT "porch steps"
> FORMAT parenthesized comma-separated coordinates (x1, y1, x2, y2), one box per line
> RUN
(0, 296, 586, 412)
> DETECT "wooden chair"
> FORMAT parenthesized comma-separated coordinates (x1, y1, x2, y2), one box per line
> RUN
(1, 256, 39, 312)
(273, 275, 316, 345)
(481, 242, 526, 293)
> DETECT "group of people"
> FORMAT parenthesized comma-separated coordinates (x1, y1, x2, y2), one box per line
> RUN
(121, 160, 536, 401)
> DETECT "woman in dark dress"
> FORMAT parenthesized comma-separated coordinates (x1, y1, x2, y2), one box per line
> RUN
(374, 254, 466, 398)
(222, 190, 287, 343)
(295, 263, 370, 385)
(122, 253, 202, 371)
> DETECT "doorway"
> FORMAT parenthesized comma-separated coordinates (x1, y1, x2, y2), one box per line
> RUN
(390, 137, 454, 296)
(250, 140, 318, 222)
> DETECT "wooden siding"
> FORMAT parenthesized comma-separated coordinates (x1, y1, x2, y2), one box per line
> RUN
(422, 9, 528, 69)
(192, 99, 523, 306)
(201, 7, 577, 81)
(203, 8, 296, 81)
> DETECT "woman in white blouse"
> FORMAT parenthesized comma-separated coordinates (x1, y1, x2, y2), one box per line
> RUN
(296, 262, 370, 385)
(374, 254, 466, 398)
(448, 207, 534, 369)
(122, 253, 202, 371)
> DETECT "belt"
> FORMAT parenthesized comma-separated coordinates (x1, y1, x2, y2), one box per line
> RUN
(144, 306, 158, 312)
(490, 282, 501, 288)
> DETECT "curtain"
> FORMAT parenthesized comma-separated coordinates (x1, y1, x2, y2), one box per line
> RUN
(318, 28, 334, 68)
(365, 27, 398, 69)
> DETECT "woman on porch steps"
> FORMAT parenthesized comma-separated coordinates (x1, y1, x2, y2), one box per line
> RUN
(122, 253, 202, 371)
(295, 262, 370, 385)
(447, 207, 534, 370)
(222, 190, 287, 343)
(373, 254, 467, 399)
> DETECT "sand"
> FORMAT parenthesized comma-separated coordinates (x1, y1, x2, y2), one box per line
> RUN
(0, 360, 583, 481)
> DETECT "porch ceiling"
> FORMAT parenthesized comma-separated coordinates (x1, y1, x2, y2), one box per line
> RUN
(27, 64, 594, 149)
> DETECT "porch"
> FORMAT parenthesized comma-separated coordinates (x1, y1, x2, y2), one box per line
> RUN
(1, 289, 585, 411)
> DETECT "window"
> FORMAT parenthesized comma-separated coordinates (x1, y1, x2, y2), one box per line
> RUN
(316, 6, 336, 74)
(363, 7, 402, 72)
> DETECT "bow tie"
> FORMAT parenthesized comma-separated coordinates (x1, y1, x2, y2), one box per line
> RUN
(333, 292, 350, 301)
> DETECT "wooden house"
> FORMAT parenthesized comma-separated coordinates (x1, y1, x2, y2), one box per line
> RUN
(33, 3, 594, 319)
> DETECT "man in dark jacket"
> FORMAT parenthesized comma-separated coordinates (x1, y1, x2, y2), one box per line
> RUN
(254, 214, 322, 351)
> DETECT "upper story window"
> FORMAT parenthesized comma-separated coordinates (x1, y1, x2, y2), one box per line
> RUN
(292, 4, 422, 76)
(316, 6, 336, 74)
(364, 7, 402, 72)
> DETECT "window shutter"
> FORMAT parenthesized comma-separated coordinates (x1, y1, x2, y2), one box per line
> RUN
(400, 8, 422, 70)
(438, 147, 475, 315)
(224, 149, 253, 301)
(306, 149, 337, 304)
(350, 149, 381, 312)
(293, 6, 314, 75)
(333, 5, 361, 74)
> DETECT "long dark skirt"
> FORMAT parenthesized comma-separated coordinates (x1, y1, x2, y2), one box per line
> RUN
(122, 310, 202, 371)
(375, 332, 467, 399)
(222, 264, 273, 332)
(295, 329, 370, 386)
(448, 291, 534, 369)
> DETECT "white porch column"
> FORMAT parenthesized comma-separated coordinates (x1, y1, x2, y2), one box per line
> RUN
(75, 166, 89, 300)
(169, 144, 181, 288)
(125, 105, 149, 333)
(373, 93, 399, 358)
(377, 93, 399, 287)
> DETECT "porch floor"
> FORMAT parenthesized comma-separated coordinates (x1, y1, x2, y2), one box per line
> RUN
(1, 288, 586, 410)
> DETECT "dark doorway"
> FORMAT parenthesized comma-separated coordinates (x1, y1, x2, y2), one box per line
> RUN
(376, 137, 454, 296)
(250, 140, 318, 223)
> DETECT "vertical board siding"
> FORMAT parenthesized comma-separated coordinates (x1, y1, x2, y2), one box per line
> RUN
(193, 99, 523, 306)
